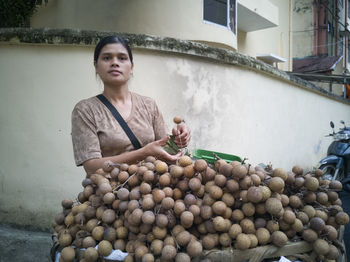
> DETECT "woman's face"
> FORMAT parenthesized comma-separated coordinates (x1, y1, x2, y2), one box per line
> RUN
(95, 43, 134, 87)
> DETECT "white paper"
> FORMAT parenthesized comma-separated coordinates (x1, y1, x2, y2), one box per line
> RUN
(279, 256, 292, 262)
(272, 256, 302, 262)
(55, 247, 128, 261)
(104, 249, 128, 260)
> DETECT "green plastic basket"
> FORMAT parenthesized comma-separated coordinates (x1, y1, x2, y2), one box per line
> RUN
(192, 149, 241, 164)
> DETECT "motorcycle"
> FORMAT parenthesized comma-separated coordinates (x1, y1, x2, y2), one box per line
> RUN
(319, 120, 350, 190)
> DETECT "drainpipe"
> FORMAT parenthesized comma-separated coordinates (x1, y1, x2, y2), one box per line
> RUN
(345, 0, 348, 98)
(314, 0, 327, 56)
(345, 0, 348, 68)
(289, 0, 293, 71)
(335, 2, 338, 56)
(333, 1, 340, 56)
(313, 0, 319, 56)
(318, 0, 327, 55)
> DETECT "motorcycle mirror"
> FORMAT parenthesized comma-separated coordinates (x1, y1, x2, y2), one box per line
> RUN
(330, 121, 335, 134)
(340, 120, 346, 128)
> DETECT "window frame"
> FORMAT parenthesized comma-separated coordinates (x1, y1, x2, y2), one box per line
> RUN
(347, 40, 350, 63)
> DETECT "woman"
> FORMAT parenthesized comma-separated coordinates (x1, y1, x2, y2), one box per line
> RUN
(71, 36, 191, 175)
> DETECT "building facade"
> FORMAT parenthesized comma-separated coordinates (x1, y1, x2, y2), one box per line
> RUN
(292, 0, 350, 97)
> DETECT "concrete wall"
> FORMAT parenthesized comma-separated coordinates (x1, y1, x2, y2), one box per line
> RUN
(0, 43, 95, 228)
(237, 0, 292, 71)
(30, 0, 237, 50)
(0, 29, 350, 229)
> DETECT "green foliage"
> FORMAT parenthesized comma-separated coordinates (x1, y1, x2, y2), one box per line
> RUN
(0, 0, 48, 27)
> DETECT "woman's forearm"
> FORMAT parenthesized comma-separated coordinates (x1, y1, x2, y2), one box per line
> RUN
(82, 137, 181, 175)
(83, 147, 149, 175)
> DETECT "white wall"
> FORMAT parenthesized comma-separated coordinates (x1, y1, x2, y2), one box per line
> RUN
(132, 50, 349, 168)
(0, 43, 349, 229)
(0, 44, 99, 227)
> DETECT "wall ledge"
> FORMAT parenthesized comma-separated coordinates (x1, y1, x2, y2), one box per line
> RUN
(1, 27, 349, 105)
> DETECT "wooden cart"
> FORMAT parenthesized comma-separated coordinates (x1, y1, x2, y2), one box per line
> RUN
(193, 226, 347, 262)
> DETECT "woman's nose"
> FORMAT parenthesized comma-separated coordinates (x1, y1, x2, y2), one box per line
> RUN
(111, 57, 119, 66)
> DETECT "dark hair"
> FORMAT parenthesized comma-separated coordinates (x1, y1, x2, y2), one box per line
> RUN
(94, 36, 133, 63)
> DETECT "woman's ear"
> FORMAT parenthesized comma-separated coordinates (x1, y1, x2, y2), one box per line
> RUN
(94, 61, 98, 75)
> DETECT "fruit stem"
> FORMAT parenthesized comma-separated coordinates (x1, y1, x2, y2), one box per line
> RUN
(213, 153, 221, 160)
(170, 230, 181, 250)
(114, 172, 137, 191)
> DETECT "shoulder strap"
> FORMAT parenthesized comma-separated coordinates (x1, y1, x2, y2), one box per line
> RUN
(96, 94, 142, 150)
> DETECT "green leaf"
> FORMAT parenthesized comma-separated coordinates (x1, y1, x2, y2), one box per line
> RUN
(163, 145, 178, 155)
(168, 135, 179, 149)
(162, 135, 180, 155)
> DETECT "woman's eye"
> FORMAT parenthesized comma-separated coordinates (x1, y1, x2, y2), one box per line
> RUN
(103, 56, 110, 61)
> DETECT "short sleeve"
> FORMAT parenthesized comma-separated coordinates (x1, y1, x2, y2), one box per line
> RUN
(71, 104, 102, 166)
(152, 102, 169, 140)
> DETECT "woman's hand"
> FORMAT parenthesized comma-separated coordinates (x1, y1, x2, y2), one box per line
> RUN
(143, 136, 182, 162)
(83, 136, 181, 174)
(172, 123, 191, 148)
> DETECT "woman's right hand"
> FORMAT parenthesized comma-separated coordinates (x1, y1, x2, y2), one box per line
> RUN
(143, 136, 182, 162)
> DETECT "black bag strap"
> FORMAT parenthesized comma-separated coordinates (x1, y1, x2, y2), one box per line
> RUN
(96, 94, 142, 150)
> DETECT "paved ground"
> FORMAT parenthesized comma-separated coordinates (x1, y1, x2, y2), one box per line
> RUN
(0, 190, 349, 262)
(0, 224, 52, 262)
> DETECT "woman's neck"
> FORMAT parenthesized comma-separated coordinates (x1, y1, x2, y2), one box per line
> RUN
(103, 85, 130, 104)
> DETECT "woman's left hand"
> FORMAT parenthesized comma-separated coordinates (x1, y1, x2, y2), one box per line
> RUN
(172, 123, 191, 148)
(143, 136, 182, 162)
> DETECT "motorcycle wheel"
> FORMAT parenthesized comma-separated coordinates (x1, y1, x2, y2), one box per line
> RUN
(320, 164, 338, 181)
(319, 164, 350, 192)
(343, 182, 350, 192)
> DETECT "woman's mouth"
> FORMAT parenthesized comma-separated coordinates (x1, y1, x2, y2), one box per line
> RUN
(108, 70, 122, 75)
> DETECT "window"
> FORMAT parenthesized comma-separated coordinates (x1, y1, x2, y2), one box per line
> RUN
(204, 0, 227, 27)
(203, 0, 237, 34)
